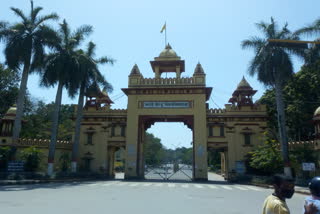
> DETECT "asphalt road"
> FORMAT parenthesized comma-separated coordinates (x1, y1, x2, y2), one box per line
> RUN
(0, 177, 307, 214)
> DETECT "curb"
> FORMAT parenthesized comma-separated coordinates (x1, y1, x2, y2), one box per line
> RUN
(242, 182, 309, 195)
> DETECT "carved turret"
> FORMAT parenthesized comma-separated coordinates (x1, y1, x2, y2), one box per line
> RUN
(85, 84, 113, 109)
(193, 62, 206, 84)
(129, 64, 142, 77)
(150, 44, 185, 78)
(228, 77, 257, 106)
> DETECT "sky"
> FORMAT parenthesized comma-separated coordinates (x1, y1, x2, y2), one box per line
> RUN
(1, 0, 320, 149)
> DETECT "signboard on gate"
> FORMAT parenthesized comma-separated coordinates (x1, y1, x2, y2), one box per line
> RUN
(302, 162, 315, 171)
(143, 101, 190, 109)
(236, 161, 246, 174)
(7, 161, 24, 172)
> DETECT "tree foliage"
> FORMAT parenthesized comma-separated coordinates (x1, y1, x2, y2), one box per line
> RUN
(0, 63, 19, 117)
(20, 100, 74, 141)
(247, 135, 283, 175)
(144, 133, 193, 167)
(259, 60, 320, 141)
(247, 132, 318, 176)
(20, 146, 43, 172)
(144, 133, 165, 166)
(208, 149, 221, 171)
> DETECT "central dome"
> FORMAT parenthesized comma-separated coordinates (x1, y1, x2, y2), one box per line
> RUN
(158, 44, 179, 58)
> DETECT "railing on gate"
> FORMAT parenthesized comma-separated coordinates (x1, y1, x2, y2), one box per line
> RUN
(144, 164, 192, 180)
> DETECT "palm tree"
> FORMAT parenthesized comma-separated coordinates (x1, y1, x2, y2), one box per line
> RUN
(0, 1, 59, 143)
(41, 19, 93, 175)
(71, 42, 114, 172)
(241, 17, 302, 177)
(295, 19, 320, 65)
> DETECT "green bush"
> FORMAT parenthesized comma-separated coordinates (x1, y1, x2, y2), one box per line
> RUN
(21, 147, 43, 172)
(246, 134, 283, 175)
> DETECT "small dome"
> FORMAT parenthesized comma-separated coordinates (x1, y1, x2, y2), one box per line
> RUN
(2, 105, 16, 120)
(237, 76, 252, 89)
(314, 106, 320, 116)
(6, 105, 17, 115)
(159, 44, 179, 58)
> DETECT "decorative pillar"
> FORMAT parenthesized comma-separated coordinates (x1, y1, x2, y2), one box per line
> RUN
(176, 66, 181, 78)
(155, 66, 160, 78)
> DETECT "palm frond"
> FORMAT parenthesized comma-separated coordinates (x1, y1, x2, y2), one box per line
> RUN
(97, 56, 115, 65)
(59, 19, 71, 47)
(34, 25, 60, 49)
(4, 36, 24, 70)
(10, 7, 28, 23)
(30, 38, 45, 72)
(31, 6, 43, 23)
(87, 41, 96, 57)
(295, 18, 320, 36)
(241, 37, 264, 50)
(0, 21, 9, 42)
(276, 23, 291, 39)
(0, 21, 8, 29)
(74, 25, 93, 38)
(34, 13, 59, 28)
(256, 17, 279, 39)
(72, 25, 93, 46)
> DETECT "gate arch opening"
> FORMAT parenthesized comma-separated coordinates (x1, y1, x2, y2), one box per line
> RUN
(144, 122, 193, 181)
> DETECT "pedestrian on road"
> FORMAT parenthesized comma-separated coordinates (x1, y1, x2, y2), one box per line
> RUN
(303, 177, 320, 214)
(262, 174, 317, 214)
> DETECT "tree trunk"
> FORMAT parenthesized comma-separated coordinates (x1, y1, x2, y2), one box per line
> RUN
(274, 78, 292, 177)
(71, 82, 85, 172)
(12, 60, 31, 143)
(47, 81, 64, 176)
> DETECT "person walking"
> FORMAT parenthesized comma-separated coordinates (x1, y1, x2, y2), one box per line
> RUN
(303, 177, 320, 214)
(263, 174, 317, 214)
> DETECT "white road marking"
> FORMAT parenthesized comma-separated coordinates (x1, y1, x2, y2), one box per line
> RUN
(168, 183, 175, 188)
(88, 183, 100, 187)
(129, 183, 140, 187)
(221, 185, 232, 190)
(194, 184, 204, 189)
(244, 186, 262, 191)
(208, 185, 218, 189)
(234, 186, 248, 190)
(155, 183, 163, 187)
(181, 184, 189, 188)
(142, 183, 153, 187)
(102, 182, 118, 186)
